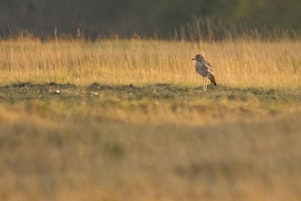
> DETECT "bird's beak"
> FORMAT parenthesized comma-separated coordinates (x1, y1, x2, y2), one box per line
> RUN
(191, 58, 195, 60)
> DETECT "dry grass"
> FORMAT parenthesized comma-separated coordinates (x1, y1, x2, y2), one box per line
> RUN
(0, 37, 300, 88)
(0, 37, 301, 201)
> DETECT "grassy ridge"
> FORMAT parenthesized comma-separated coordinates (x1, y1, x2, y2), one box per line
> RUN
(0, 82, 300, 125)
(0, 38, 301, 201)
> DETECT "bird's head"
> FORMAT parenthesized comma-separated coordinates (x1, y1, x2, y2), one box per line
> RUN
(192, 54, 204, 61)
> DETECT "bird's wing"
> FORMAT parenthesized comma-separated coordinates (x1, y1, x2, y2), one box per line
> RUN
(204, 61, 215, 73)
(207, 72, 217, 86)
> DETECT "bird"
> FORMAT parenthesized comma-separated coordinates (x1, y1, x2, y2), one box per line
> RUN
(192, 54, 217, 91)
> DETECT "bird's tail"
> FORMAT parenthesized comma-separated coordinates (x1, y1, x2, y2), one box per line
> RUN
(208, 73, 217, 86)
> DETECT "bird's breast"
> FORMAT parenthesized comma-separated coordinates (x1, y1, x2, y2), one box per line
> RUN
(195, 62, 207, 77)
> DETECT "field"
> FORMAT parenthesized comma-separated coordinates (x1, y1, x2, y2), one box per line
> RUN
(0, 37, 301, 201)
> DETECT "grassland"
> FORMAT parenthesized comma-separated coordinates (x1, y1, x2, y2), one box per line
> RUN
(0, 37, 300, 201)
(0, 37, 300, 87)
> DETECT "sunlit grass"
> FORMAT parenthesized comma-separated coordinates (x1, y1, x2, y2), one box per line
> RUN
(0, 37, 300, 88)
(0, 36, 300, 201)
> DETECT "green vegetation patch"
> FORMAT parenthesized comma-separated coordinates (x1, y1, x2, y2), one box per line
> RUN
(0, 82, 300, 123)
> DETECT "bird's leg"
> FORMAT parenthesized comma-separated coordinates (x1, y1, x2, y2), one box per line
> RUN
(202, 77, 206, 91)
(204, 77, 208, 91)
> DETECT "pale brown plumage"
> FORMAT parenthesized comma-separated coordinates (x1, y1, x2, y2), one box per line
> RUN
(192, 54, 217, 90)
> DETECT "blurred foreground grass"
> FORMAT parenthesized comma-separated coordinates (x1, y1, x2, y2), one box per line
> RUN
(0, 82, 300, 201)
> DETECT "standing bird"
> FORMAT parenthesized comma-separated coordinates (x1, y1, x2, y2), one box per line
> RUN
(192, 54, 217, 91)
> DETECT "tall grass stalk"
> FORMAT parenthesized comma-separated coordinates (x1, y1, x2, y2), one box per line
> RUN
(0, 36, 300, 88)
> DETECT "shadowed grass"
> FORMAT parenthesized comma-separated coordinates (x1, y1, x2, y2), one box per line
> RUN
(1, 82, 300, 125)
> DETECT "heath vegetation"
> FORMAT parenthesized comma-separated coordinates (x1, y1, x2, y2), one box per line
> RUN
(0, 35, 300, 201)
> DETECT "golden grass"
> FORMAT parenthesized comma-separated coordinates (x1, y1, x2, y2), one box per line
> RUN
(1, 105, 300, 201)
(0, 37, 301, 201)
(0, 37, 300, 88)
